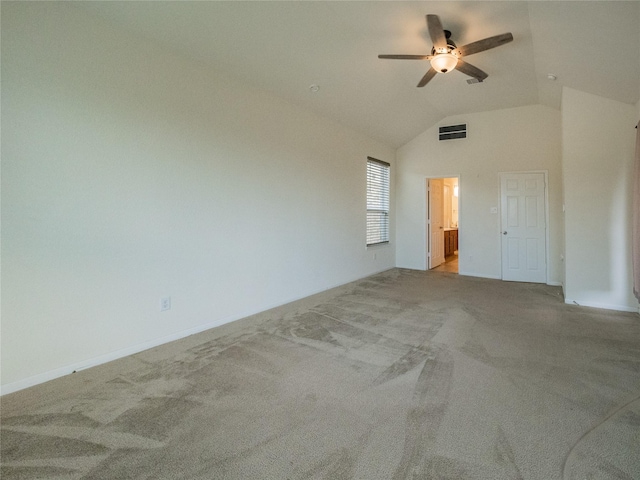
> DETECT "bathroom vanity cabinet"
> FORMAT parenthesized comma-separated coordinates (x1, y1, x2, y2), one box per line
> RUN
(444, 228, 458, 257)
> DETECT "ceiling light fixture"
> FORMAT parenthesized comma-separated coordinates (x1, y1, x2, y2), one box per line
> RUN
(309, 84, 320, 93)
(547, 74, 557, 81)
(430, 53, 458, 74)
(379, 15, 513, 87)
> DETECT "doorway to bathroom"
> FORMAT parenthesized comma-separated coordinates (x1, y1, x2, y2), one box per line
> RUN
(427, 176, 459, 273)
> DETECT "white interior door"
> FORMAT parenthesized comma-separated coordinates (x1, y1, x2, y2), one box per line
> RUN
(429, 178, 445, 269)
(500, 173, 547, 283)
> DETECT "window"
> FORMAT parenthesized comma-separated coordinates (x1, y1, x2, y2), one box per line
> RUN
(366, 157, 390, 246)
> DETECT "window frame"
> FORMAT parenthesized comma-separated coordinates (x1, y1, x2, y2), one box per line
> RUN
(366, 157, 390, 247)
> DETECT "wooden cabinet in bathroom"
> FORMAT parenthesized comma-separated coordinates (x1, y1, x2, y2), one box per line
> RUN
(444, 229, 458, 257)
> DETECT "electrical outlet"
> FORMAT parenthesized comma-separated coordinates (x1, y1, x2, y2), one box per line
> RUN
(160, 297, 171, 311)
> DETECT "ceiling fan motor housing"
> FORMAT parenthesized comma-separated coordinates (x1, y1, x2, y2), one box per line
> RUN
(431, 30, 458, 55)
(444, 30, 457, 50)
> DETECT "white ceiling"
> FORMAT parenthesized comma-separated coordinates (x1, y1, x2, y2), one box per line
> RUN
(74, 1, 640, 148)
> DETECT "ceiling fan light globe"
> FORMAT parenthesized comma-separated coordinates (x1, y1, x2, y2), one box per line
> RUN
(431, 53, 458, 74)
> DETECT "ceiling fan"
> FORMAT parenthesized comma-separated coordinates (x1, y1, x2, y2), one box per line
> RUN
(379, 14, 513, 87)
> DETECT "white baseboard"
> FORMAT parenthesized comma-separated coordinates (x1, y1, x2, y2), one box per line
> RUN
(564, 298, 640, 313)
(0, 316, 236, 396)
(1, 266, 395, 396)
(457, 271, 501, 280)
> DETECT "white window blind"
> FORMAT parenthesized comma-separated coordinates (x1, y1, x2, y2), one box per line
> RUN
(367, 157, 390, 246)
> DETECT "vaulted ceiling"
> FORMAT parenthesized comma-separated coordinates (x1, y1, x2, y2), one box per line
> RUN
(74, 1, 639, 148)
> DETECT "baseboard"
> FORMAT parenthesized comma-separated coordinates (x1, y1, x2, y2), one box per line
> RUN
(457, 271, 501, 280)
(1, 266, 395, 396)
(0, 316, 236, 396)
(564, 298, 640, 313)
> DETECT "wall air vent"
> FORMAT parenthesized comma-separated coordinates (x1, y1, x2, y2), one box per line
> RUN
(439, 124, 466, 141)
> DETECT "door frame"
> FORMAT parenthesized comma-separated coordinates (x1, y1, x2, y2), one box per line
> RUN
(498, 170, 550, 284)
(425, 175, 460, 270)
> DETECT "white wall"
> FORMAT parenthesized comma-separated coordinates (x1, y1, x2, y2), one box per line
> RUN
(1, 3, 395, 393)
(396, 105, 563, 283)
(562, 88, 638, 311)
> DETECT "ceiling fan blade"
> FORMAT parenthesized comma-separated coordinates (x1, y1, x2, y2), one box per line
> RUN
(426, 15, 447, 52)
(457, 32, 513, 57)
(455, 59, 488, 80)
(417, 67, 438, 87)
(378, 54, 433, 60)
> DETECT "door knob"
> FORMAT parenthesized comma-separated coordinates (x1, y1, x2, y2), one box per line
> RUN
(502, 231, 508, 235)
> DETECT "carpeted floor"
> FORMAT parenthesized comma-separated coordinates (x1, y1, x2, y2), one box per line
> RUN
(2, 268, 640, 480)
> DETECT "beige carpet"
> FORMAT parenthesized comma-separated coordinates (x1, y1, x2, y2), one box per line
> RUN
(2, 269, 639, 479)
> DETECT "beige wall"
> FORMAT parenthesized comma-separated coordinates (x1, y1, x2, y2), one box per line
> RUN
(1, 3, 395, 392)
(562, 88, 638, 311)
(396, 105, 563, 283)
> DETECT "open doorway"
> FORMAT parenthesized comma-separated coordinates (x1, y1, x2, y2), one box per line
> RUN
(427, 177, 459, 273)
